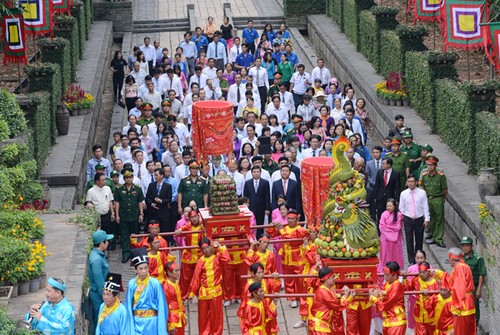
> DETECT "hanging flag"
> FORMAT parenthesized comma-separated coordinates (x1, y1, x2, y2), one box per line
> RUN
(2, 8, 27, 64)
(482, 22, 500, 71)
(52, 0, 72, 15)
(413, 0, 443, 23)
(440, 0, 489, 51)
(19, 0, 53, 36)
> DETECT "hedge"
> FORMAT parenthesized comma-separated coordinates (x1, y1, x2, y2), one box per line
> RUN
(344, 0, 359, 48)
(54, 15, 79, 81)
(71, 1, 86, 59)
(38, 37, 71, 93)
(0, 89, 28, 138)
(359, 10, 379, 68)
(25, 62, 62, 144)
(435, 79, 474, 165)
(26, 92, 53, 171)
(82, 0, 92, 39)
(474, 112, 500, 175)
(379, 30, 403, 77)
(284, 0, 326, 16)
(328, 0, 344, 30)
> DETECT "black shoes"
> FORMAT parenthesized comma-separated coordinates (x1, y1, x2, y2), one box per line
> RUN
(121, 256, 130, 263)
(436, 243, 447, 248)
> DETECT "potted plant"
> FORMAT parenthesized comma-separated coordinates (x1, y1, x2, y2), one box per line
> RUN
(64, 83, 85, 116)
(0, 285, 13, 306)
(80, 93, 94, 114)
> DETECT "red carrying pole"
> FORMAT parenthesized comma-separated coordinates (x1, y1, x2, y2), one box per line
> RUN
(131, 230, 202, 238)
(264, 290, 440, 299)
(249, 221, 306, 230)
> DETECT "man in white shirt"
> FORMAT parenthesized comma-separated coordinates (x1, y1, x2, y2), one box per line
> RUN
(301, 135, 322, 160)
(244, 112, 262, 137)
(341, 87, 357, 109)
(206, 32, 227, 71)
(311, 58, 332, 89)
(140, 37, 156, 73)
(228, 37, 242, 64)
(202, 58, 218, 80)
(137, 75, 151, 99)
(271, 157, 297, 182)
(227, 73, 246, 113)
(289, 64, 311, 108)
(178, 31, 198, 76)
(152, 70, 166, 96)
(248, 58, 270, 113)
(128, 97, 143, 118)
(227, 159, 245, 196)
(267, 83, 294, 114)
(266, 95, 289, 125)
(167, 115, 190, 148)
(141, 160, 156, 195)
(131, 149, 148, 177)
(115, 135, 133, 164)
(399, 175, 430, 265)
(130, 62, 146, 87)
(85, 172, 115, 247)
(143, 82, 162, 110)
(174, 151, 193, 181)
(204, 78, 222, 100)
(161, 139, 181, 170)
(165, 90, 183, 119)
(163, 69, 183, 98)
(188, 66, 208, 92)
(344, 109, 365, 144)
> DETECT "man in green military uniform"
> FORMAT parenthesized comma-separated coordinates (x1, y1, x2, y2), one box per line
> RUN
(420, 154, 448, 248)
(461, 236, 487, 322)
(110, 170, 122, 189)
(177, 159, 209, 214)
(416, 144, 433, 181)
(284, 114, 303, 144)
(137, 102, 155, 127)
(385, 138, 410, 189)
(85, 164, 116, 193)
(400, 128, 422, 177)
(267, 72, 282, 102)
(114, 167, 145, 263)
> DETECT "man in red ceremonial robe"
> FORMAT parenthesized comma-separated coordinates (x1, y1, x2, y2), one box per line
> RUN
(244, 235, 278, 275)
(425, 286, 454, 335)
(131, 220, 169, 257)
(346, 284, 372, 335)
(240, 282, 277, 335)
(221, 232, 249, 306)
(433, 248, 476, 335)
(308, 267, 354, 334)
(267, 209, 308, 314)
(147, 234, 175, 283)
(369, 261, 407, 335)
(174, 210, 205, 299)
(238, 262, 281, 335)
(188, 238, 230, 335)
(162, 262, 186, 335)
(402, 262, 439, 335)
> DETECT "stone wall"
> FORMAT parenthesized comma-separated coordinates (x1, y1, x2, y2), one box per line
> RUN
(93, 0, 132, 36)
(484, 196, 500, 333)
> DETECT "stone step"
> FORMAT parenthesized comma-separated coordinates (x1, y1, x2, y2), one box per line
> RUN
(134, 18, 188, 25)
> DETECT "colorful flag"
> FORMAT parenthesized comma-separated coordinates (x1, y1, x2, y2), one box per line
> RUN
(19, 0, 53, 36)
(440, 0, 489, 51)
(2, 8, 27, 64)
(51, 0, 73, 15)
(482, 22, 500, 71)
(413, 0, 443, 23)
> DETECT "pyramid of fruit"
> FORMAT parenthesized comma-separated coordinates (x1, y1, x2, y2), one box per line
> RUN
(314, 136, 380, 259)
(209, 174, 239, 216)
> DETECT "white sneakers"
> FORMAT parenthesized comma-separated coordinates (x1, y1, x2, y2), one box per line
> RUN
(290, 300, 299, 308)
(293, 320, 307, 328)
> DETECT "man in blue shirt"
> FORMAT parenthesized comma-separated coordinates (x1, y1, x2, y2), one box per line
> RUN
(87, 144, 112, 182)
(191, 27, 209, 53)
(242, 19, 259, 55)
(234, 44, 255, 72)
(206, 32, 227, 71)
(271, 43, 282, 65)
(179, 31, 198, 77)
(284, 44, 299, 70)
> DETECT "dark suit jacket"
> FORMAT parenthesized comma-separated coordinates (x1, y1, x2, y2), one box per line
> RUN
(145, 181, 172, 218)
(243, 178, 270, 216)
(290, 164, 301, 184)
(374, 169, 401, 204)
(272, 178, 302, 213)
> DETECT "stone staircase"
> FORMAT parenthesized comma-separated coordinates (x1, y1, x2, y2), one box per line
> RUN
(132, 17, 190, 33)
(231, 16, 286, 30)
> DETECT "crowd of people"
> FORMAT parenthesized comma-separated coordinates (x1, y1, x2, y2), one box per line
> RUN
(26, 17, 487, 335)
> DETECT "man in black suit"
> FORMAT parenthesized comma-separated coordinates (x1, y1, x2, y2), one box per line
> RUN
(374, 157, 401, 227)
(272, 165, 301, 214)
(366, 146, 383, 220)
(243, 166, 271, 238)
(145, 168, 173, 243)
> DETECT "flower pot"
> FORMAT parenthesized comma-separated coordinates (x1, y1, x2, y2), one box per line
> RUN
(56, 104, 70, 136)
(10, 284, 19, 297)
(0, 286, 13, 306)
(389, 100, 396, 106)
(477, 167, 499, 201)
(85, 107, 94, 115)
(396, 100, 403, 107)
(69, 109, 78, 116)
(78, 109, 86, 116)
(18, 281, 30, 295)
(383, 99, 389, 105)
(40, 272, 47, 289)
(403, 99, 410, 107)
(29, 277, 41, 292)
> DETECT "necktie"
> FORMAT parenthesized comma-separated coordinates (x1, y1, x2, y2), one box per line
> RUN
(283, 180, 287, 194)
(138, 167, 142, 179)
(410, 190, 416, 218)
(384, 170, 389, 186)
(170, 79, 172, 89)
(151, 174, 154, 184)
(256, 67, 260, 86)
(185, 165, 189, 175)
(254, 180, 259, 193)
(312, 149, 316, 157)
(320, 68, 323, 82)
(157, 183, 161, 194)
(237, 84, 241, 102)
(376, 160, 380, 170)
(215, 43, 218, 58)
(198, 76, 200, 85)
(237, 46, 240, 55)
(281, 92, 285, 103)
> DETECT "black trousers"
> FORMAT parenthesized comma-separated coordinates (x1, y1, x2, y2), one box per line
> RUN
(246, 42, 256, 55)
(254, 212, 266, 240)
(292, 92, 304, 109)
(403, 215, 425, 264)
(258, 86, 267, 112)
(100, 212, 115, 246)
(112, 74, 124, 101)
(125, 97, 138, 112)
(147, 60, 154, 75)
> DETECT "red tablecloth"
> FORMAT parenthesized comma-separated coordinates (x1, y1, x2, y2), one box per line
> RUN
(301, 157, 335, 229)
(192, 101, 234, 159)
